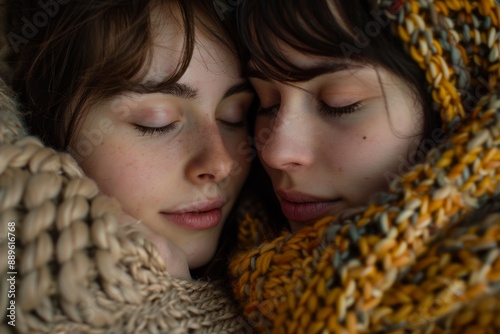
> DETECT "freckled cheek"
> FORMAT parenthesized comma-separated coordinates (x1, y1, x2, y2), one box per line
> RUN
(225, 135, 251, 185)
(103, 156, 144, 192)
(79, 141, 151, 198)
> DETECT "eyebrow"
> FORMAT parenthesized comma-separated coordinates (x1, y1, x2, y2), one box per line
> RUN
(247, 61, 360, 81)
(128, 80, 252, 99)
(130, 81, 198, 99)
(223, 81, 253, 99)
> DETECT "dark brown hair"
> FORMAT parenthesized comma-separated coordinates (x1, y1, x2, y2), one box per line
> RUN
(7, 0, 238, 150)
(6, 0, 244, 280)
(232, 0, 440, 146)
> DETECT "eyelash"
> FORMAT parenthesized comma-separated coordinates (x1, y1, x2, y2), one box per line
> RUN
(219, 120, 246, 128)
(317, 101, 362, 117)
(134, 119, 244, 136)
(134, 122, 179, 136)
(258, 101, 362, 117)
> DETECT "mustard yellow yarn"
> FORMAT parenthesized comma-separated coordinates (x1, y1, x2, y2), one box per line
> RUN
(230, 1, 500, 333)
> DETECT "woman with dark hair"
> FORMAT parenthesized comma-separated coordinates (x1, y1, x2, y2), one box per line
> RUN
(8, 0, 254, 279)
(229, 0, 500, 333)
(2, 0, 500, 333)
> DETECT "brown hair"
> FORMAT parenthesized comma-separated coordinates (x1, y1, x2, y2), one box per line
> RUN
(232, 0, 441, 148)
(7, 0, 237, 151)
(7, 0, 244, 280)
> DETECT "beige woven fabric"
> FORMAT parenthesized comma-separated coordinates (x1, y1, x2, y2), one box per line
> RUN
(0, 81, 248, 334)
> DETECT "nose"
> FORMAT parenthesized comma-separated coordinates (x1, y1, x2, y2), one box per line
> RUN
(257, 103, 314, 171)
(186, 121, 234, 184)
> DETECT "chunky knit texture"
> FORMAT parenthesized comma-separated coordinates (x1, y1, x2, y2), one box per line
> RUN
(0, 85, 249, 334)
(230, 0, 500, 333)
(2, 0, 500, 333)
(0, 12, 247, 334)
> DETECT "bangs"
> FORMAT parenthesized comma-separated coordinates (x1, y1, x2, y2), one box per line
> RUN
(84, 1, 194, 98)
(236, 0, 392, 82)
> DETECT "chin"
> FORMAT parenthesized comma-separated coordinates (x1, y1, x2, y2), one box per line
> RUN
(186, 246, 217, 270)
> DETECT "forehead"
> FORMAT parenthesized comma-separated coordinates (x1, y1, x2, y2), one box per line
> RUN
(139, 5, 184, 82)
(145, 5, 237, 83)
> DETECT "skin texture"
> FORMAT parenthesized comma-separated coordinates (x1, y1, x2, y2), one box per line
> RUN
(72, 8, 252, 274)
(251, 51, 423, 232)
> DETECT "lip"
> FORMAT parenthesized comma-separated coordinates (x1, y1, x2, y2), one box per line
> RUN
(161, 198, 226, 230)
(276, 190, 342, 223)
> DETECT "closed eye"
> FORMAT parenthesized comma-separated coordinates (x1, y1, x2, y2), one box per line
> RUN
(316, 101, 362, 118)
(134, 122, 179, 136)
(219, 120, 246, 128)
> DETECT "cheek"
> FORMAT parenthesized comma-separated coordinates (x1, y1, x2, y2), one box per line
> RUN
(76, 139, 154, 210)
(82, 147, 131, 184)
(351, 134, 417, 190)
(254, 116, 274, 151)
(225, 132, 252, 187)
(326, 122, 418, 203)
(339, 101, 421, 175)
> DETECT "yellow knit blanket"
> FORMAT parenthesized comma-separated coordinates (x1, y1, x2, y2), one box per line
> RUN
(230, 1, 500, 333)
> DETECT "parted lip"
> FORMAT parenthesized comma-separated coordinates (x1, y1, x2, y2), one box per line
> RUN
(276, 189, 338, 204)
(275, 189, 342, 223)
(162, 198, 227, 214)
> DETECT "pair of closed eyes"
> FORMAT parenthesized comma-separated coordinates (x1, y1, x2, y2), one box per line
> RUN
(135, 101, 361, 136)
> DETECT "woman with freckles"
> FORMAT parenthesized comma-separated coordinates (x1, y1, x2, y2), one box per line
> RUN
(9, 0, 254, 279)
(2, 0, 254, 332)
(2, 0, 500, 333)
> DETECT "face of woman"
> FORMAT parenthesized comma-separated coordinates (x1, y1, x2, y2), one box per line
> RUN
(71, 9, 253, 268)
(251, 51, 423, 232)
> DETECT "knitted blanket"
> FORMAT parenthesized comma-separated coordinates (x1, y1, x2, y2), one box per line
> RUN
(229, 0, 500, 333)
(0, 40, 247, 334)
(2, 0, 500, 333)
